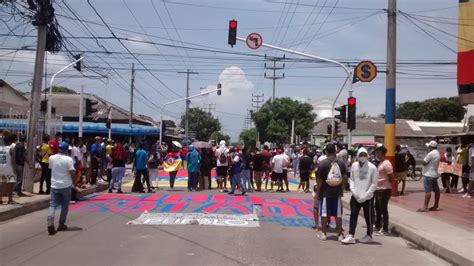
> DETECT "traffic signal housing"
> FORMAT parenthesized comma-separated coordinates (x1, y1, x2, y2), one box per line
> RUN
(85, 98, 98, 116)
(217, 83, 222, 95)
(73, 54, 82, 72)
(348, 97, 356, 131)
(335, 105, 347, 123)
(228, 20, 237, 47)
(105, 119, 111, 129)
(334, 121, 341, 137)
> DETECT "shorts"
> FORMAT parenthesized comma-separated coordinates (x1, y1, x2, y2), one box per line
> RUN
(300, 172, 310, 182)
(423, 176, 440, 193)
(319, 197, 343, 218)
(271, 172, 280, 182)
(395, 171, 407, 181)
(216, 166, 228, 177)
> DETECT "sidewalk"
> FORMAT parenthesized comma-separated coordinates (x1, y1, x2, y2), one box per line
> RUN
(0, 181, 108, 222)
(341, 180, 474, 266)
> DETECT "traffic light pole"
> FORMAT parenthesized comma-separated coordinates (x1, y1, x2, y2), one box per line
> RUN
(236, 37, 353, 143)
(159, 88, 222, 144)
(47, 56, 84, 135)
(348, 90, 353, 148)
(79, 85, 84, 138)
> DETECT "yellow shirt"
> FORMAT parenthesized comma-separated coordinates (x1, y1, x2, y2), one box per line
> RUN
(41, 143, 51, 163)
(106, 144, 113, 155)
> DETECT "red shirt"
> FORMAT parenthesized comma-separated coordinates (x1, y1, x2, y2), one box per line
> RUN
(49, 138, 59, 155)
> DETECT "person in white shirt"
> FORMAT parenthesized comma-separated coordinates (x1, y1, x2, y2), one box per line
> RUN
(341, 147, 378, 245)
(215, 140, 229, 192)
(47, 142, 77, 235)
(272, 149, 289, 192)
(418, 141, 441, 212)
(71, 139, 83, 186)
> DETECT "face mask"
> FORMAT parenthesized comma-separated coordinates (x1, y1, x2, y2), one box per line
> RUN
(359, 157, 368, 163)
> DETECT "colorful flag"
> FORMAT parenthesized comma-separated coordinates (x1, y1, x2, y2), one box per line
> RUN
(162, 152, 182, 173)
(458, 0, 474, 104)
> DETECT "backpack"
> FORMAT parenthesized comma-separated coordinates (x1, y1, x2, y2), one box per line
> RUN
(326, 160, 342, 187)
(112, 144, 126, 161)
(219, 151, 227, 164)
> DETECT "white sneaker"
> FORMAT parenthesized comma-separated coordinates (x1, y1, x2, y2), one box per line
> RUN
(341, 235, 356, 244)
(458, 188, 466, 193)
(462, 193, 467, 198)
(359, 235, 373, 243)
(375, 230, 388, 236)
(317, 232, 327, 241)
(467, 195, 472, 198)
(338, 234, 345, 242)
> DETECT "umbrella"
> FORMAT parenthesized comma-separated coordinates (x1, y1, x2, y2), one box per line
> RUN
(192, 141, 212, 149)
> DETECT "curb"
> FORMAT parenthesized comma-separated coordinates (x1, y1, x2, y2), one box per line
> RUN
(340, 198, 473, 266)
(0, 183, 108, 222)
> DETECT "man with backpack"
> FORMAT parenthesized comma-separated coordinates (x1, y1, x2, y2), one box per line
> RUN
(109, 142, 127, 193)
(316, 143, 347, 241)
(215, 140, 229, 193)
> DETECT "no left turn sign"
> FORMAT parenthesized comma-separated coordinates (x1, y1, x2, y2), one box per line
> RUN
(246, 33, 263, 49)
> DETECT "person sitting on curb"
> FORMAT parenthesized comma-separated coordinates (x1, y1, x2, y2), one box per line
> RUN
(341, 147, 378, 245)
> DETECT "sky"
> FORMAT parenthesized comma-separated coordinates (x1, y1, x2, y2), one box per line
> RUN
(0, 0, 460, 140)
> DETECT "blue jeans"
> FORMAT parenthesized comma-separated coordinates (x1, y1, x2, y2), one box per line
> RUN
(47, 187, 72, 226)
(110, 167, 125, 191)
(241, 169, 251, 191)
(13, 164, 24, 193)
(231, 172, 246, 193)
(188, 171, 198, 190)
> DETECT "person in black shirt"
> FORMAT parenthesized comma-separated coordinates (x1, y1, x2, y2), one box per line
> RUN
(252, 149, 265, 191)
(316, 143, 347, 241)
(13, 135, 27, 196)
(394, 145, 408, 195)
(298, 149, 313, 193)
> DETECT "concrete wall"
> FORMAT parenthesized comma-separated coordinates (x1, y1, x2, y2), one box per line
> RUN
(0, 83, 28, 107)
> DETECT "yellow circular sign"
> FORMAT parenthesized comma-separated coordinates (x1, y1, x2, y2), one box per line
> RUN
(355, 61, 377, 82)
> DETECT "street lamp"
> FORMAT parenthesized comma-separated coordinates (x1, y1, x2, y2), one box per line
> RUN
(47, 56, 84, 134)
(159, 86, 222, 144)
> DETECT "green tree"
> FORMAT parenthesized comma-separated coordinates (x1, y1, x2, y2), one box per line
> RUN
(239, 128, 257, 147)
(43, 86, 77, 94)
(252, 97, 316, 143)
(396, 97, 466, 122)
(180, 107, 221, 141)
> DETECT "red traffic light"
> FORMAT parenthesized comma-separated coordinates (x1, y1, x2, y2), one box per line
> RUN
(229, 20, 237, 29)
(348, 97, 356, 106)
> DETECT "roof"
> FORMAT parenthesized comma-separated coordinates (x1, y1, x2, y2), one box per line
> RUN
(22, 93, 157, 126)
(312, 118, 463, 138)
(0, 79, 29, 102)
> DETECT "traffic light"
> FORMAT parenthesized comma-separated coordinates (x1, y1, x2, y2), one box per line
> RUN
(40, 100, 47, 112)
(73, 54, 82, 72)
(217, 83, 222, 95)
(85, 98, 98, 116)
(334, 121, 341, 137)
(105, 119, 111, 129)
(348, 97, 356, 131)
(335, 105, 347, 123)
(228, 20, 237, 47)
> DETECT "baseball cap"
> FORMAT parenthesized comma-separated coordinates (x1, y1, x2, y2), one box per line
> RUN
(59, 141, 69, 151)
(426, 140, 438, 148)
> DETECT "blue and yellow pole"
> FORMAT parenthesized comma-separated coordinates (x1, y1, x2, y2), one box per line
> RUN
(385, 0, 398, 197)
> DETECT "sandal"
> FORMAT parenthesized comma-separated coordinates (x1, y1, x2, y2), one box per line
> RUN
(416, 208, 428, 212)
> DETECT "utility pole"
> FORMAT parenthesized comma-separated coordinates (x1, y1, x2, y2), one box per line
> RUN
(129, 63, 134, 129)
(24, 1, 49, 193)
(79, 85, 84, 138)
(178, 69, 198, 142)
(385, 0, 398, 197)
(203, 103, 216, 115)
(252, 93, 264, 147)
(264, 55, 285, 101)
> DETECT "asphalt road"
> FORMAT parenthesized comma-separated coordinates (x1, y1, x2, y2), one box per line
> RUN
(0, 187, 448, 266)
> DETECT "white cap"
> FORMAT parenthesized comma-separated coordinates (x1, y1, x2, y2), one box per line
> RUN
(357, 147, 368, 157)
(172, 141, 182, 149)
(426, 140, 438, 148)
